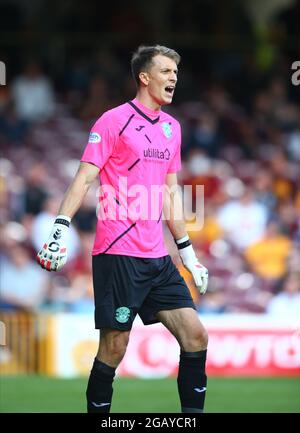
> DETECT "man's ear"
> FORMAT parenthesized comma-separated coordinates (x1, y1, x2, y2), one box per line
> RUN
(139, 72, 150, 86)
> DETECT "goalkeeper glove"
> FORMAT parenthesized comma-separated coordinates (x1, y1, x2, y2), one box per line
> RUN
(36, 215, 71, 272)
(176, 235, 208, 295)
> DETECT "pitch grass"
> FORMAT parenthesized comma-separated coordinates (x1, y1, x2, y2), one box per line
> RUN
(0, 376, 300, 413)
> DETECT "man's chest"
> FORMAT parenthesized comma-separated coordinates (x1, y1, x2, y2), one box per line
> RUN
(116, 116, 176, 167)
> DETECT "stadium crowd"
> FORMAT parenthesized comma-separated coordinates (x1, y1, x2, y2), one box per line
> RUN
(0, 53, 299, 316)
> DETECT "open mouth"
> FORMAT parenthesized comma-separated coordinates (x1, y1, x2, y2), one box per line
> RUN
(165, 86, 175, 95)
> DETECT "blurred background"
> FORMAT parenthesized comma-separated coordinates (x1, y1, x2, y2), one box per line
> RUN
(0, 0, 300, 413)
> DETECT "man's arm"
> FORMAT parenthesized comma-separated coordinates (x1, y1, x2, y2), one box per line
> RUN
(36, 162, 99, 271)
(164, 173, 208, 295)
(58, 162, 100, 218)
(164, 173, 187, 240)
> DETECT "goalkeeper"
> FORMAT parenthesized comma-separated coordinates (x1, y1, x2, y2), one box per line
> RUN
(37, 45, 209, 413)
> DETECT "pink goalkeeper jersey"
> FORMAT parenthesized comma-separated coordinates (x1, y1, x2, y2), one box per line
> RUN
(81, 98, 181, 258)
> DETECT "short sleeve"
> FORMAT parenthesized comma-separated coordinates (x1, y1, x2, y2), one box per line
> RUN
(167, 122, 182, 173)
(81, 111, 117, 170)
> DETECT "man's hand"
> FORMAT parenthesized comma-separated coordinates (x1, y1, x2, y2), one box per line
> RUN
(176, 236, 208, 295)
(36, 215, 71, 272)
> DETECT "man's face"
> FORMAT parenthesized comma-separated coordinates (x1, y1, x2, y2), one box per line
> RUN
(141, 54, 178, 106)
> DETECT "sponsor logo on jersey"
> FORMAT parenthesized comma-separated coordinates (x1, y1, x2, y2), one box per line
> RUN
(89, 132, 101, 143)
(143, 148, 170, 160)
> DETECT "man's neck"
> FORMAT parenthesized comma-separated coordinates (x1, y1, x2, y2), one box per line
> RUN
(135, 92, 161, 112)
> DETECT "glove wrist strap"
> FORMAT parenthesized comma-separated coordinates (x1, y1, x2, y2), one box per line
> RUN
(54, 214, 71, 228)
(175, 235, 191, 250)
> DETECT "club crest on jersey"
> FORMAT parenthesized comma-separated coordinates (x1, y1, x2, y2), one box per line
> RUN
(115, 307, 130, 323)
(161, 122, 172, 138)
(89, 132, 101, 143)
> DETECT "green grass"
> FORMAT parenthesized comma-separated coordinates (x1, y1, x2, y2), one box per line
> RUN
(0, 376, 300, 413)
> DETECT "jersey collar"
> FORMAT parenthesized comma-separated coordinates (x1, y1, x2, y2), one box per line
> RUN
(128, 99, 160, 124)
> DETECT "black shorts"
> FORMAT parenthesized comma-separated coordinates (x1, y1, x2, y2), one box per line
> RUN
(92, 254, 196, 330)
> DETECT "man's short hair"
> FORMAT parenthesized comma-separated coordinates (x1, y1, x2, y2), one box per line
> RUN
(131, 45, 181, 86)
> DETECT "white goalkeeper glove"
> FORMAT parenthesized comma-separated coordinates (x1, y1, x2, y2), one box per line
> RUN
(36, 215, 71, 272)
(176, 235, 208, 295)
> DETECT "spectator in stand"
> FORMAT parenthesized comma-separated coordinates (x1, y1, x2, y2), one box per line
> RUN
(11, 61, 55, 122)
(186, 108, 221, 158)
(252, 168, 277, 215)
(217, 186, 268, 250)
(79, 75, 111, 121)
(188, 202, 224, 252)
(277, 199, 299, 237)
(286, 241, 300, 274)
(244, 220, 292, 288)
(266, 273, 300, 316)
(23, 162, 49, 217)
(270, 151, 296, 202)
(0, 241, 50, 311)
(197, 290, 227, 314)
(0, 102, 29, 145)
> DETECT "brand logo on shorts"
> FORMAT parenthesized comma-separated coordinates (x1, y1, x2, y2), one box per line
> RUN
(115, 307, 130, 323)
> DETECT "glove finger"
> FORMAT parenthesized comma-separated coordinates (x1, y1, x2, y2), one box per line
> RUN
(192, 271, 203, 289)
(56, 262, 64, 271)
(61, 255, 67, 266)
(200, 277, 208, 295)
(193, 269, 208, 294)
(53, 257, 62, 271)
(50, 262, 56, 271)
(55, 256, 65, 271)
(41, 251, 47, 260)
